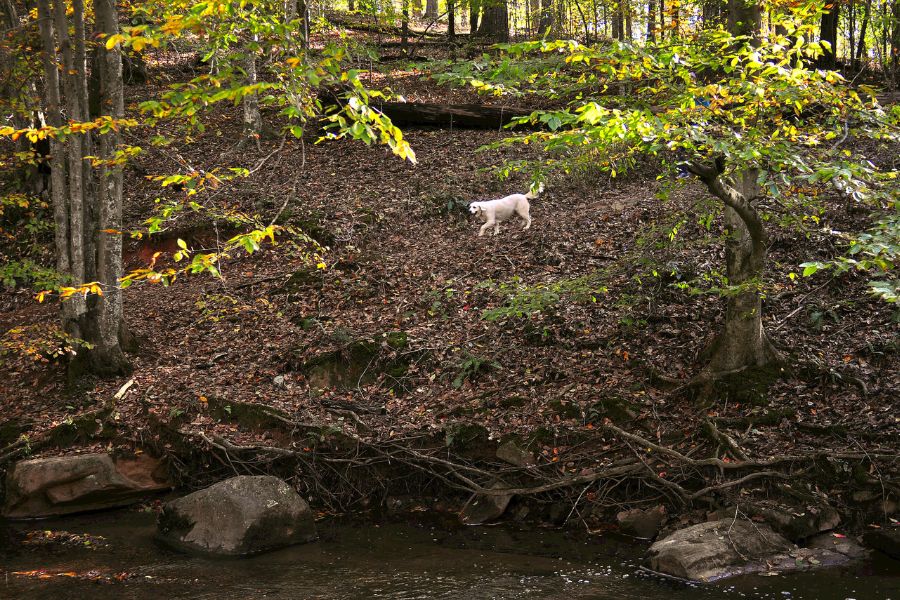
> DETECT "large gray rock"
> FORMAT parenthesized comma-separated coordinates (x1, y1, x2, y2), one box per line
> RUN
(3, 453, 170, 518)
(649, 520, 793, 581)
(157, 476, 317, 556)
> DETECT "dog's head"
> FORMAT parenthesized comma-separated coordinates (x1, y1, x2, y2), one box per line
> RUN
(469, 202, 483, 216)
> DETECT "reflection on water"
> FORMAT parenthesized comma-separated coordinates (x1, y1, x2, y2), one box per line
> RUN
(1, 511, 897, 600)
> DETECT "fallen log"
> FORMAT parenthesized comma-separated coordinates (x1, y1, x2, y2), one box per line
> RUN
(371, 101, 534, 129)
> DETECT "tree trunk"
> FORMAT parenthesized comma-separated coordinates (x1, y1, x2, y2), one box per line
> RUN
(37, 0, 131, 377)
(91, 0, 130, 376)
(687, 163, 780, 381)
(469, 0, 480, 32)
(727, 0, 761, 39)
(538, 0, 553, 35)
(646, 0, 655, 39)
(623, 0, 633, 40)
(819, 0, 840, 68)
(242, 40, 264, 138)
(448, 0, 456, 38)
(425, 0, 439, 18)
(476, 0, 508, 40)
(854, 0, 870, 70)
(892, 0, 900, 83)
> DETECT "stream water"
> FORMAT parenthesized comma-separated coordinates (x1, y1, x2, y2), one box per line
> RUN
(1, 510, 897, 599)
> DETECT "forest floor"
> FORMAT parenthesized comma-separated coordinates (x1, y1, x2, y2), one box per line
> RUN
(1, 23, 897, 534)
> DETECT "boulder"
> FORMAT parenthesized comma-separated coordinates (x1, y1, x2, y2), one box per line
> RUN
(648, 520, 793, 581)
(459, 482, 513, 525)
(617, 505, 667, 539)
(863, 529, 900, 560)
(3, 453, 170, 519)
(157, 476, 317, 556)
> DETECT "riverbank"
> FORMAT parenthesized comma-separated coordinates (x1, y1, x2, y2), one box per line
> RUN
(1, 21, 897, 570)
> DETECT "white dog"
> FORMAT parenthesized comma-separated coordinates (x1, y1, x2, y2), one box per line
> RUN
(469, 184, 543, 237)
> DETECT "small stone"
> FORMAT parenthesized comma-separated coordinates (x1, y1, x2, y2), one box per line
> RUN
(273, 375, 286, 387)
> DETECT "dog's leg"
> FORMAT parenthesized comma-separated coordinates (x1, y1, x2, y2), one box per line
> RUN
(493, 222, 500, 236)
(518, 204, 531, 230)
(479, 220, 494, 237)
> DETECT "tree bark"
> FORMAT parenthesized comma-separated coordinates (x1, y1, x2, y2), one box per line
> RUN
(538, 0, 553, 35)
(469, 0, 480, 32)
(37, 0, 131, 377)
(92, 0, 130, 376)
(476, 0, 508, 40)
(727, 0, 761, 39)
(891, 0, 900, 83)
(819, 0, 840, 68)
(646, 0, 655, 40)
(448, 0, 456, 38)
(425, 0, 439, 19)
(854, 0, 870, 70)
(687, 163, 779, 376)
(242, 40, 264, 138)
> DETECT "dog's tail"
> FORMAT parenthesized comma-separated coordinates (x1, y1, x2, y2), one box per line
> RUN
(525, 182, 545, 200)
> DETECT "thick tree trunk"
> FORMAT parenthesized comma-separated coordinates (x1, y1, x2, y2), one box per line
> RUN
(819, 1, 840, 68)
(476, 0, 508, 40)
(91, 0, 130, 376)
(687, 163, 780, 380)
(469, 0, 480, 32)
(37, 0, 131, 377)
(425, 0, 439, 18)
(727, 0, 761, 39)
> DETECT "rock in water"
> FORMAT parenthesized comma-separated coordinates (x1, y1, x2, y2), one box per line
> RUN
(3, 453, 170, 518)
(863, 529, 900, 560)
(459, 481, 513, 525)
(649, 520, 793, 581)
(617, 505, 667, 539)
(157, 476, 317, 556)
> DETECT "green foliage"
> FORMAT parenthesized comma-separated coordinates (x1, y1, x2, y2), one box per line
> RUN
(0, 260, 64, 292)
(452, 354, 501, 388)
(800, 212, 900, 302)
(482, 274, 608, 321)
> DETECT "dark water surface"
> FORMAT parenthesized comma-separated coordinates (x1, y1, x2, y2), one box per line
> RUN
(1, 511, 897, 599)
